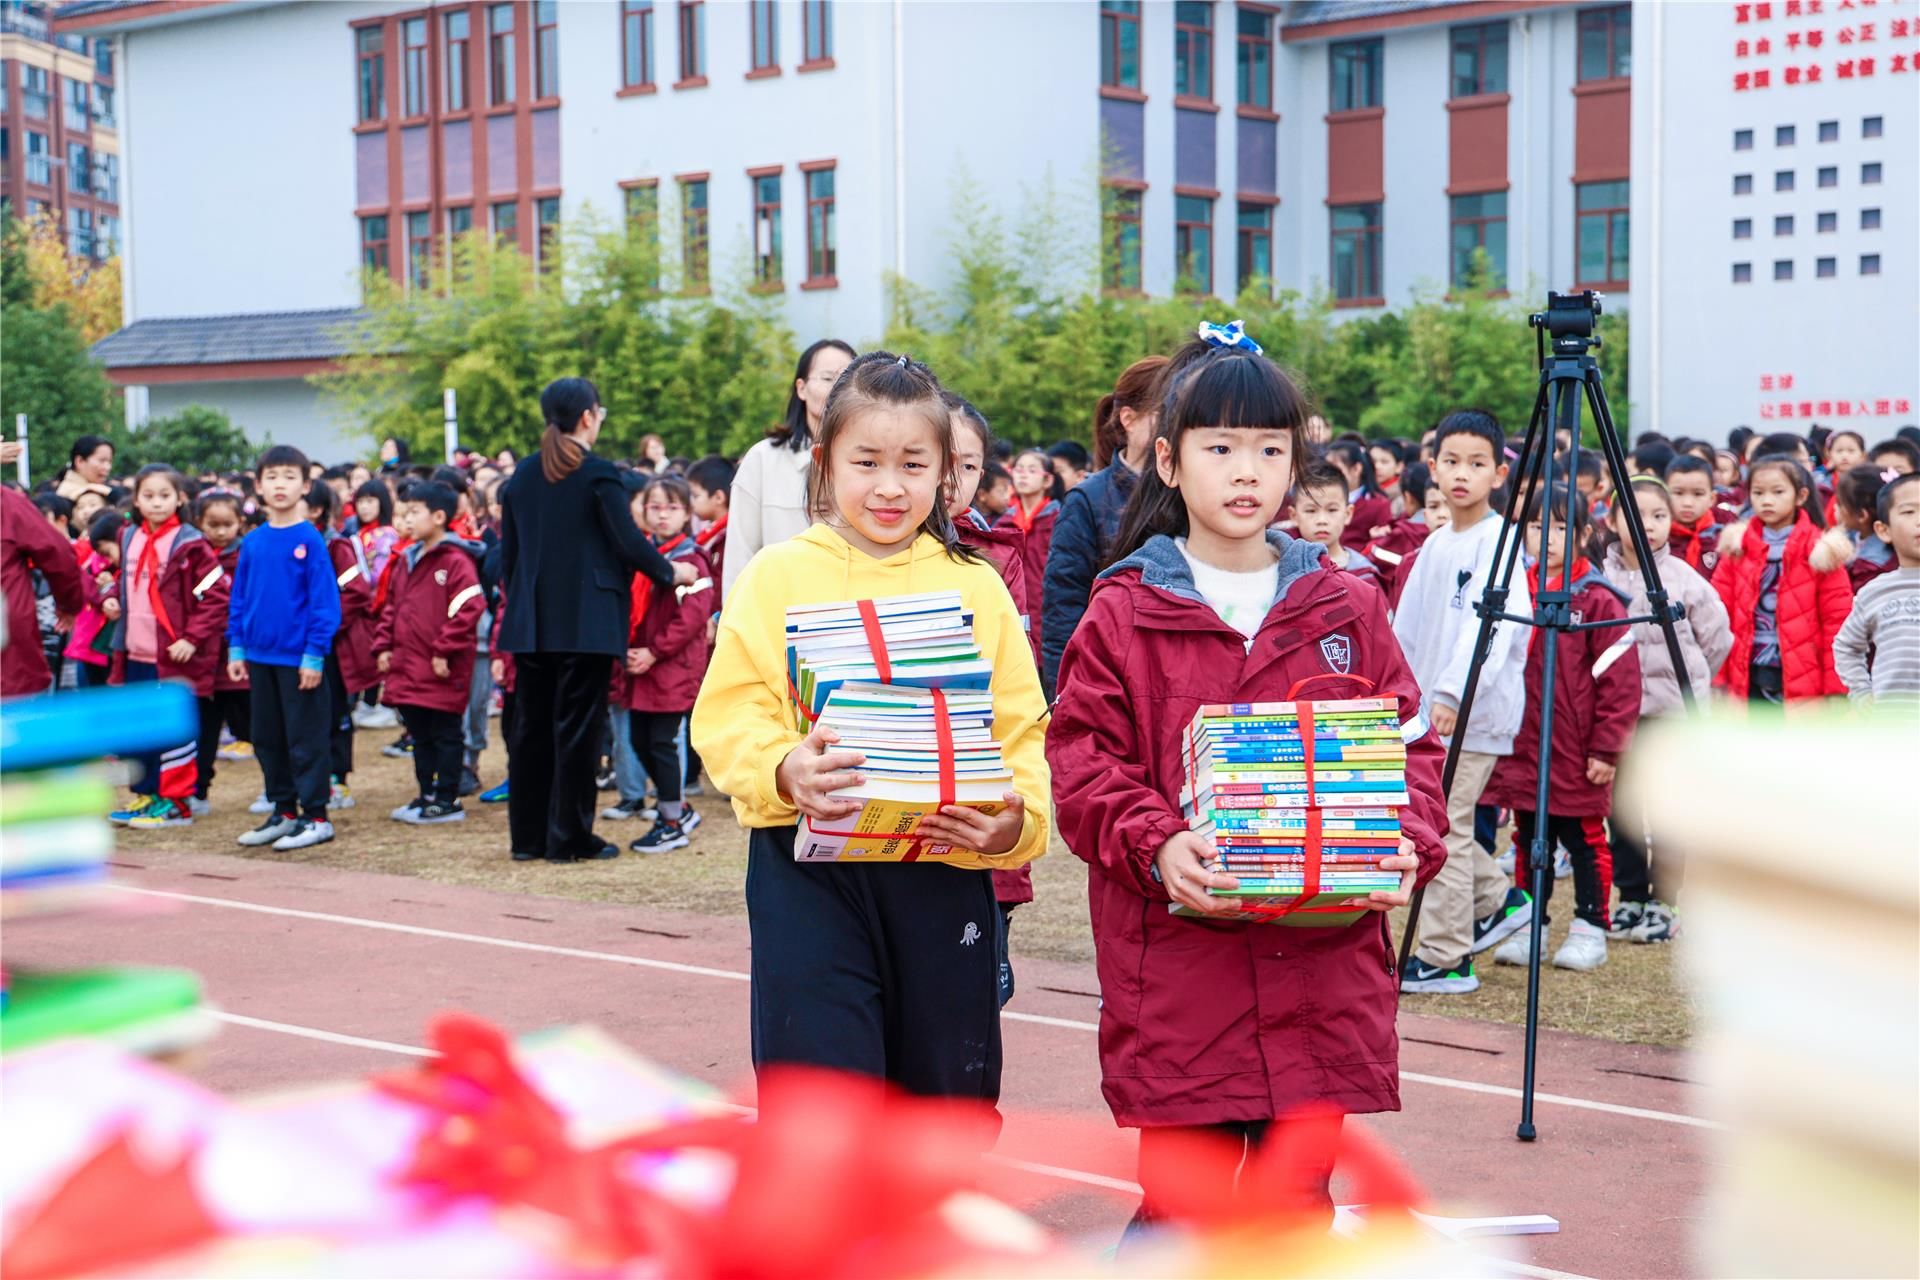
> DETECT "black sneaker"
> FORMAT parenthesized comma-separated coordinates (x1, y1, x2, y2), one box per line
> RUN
(1470, 888, 1535, 955)
(271, 817, 336, 851)
(548, 841, 620, 863)
(238, 813, 301, 847)
(381, 735, 415, 758)
(511, 849, 544, 862)
(457, 769, 482, 798)
(595, 769, 617, 791)
(1399, 955, 1480, 995)
(412, 799, 466, 824)
(630, 815, 691, 853)
(599, 796, 657, 821)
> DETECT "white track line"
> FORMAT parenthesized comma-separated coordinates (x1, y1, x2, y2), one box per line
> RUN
(209, 1010, 434, 1057)
(116, 883, 1718, 1131)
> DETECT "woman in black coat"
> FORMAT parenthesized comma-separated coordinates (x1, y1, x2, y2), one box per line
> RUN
(497, 378, 691, 862)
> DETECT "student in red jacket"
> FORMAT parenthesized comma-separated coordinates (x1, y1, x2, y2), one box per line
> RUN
(1663, 455, 1727, 577)
(684, 455, 734, 798)
(308, 481, 377, 810)
(187, 491, 252, 814)
(1482, 483, 1640, 974)
(1711, 455, 1854, 706)
(1290, 461, 1381, 586)
(1834, 463, 1898, 593)
(620, 475, 714, 854)
(0, 484, 84, 698)
(1324, 440, 1394, 553)
(373, 481, 486, 824)
(1047, 331, 1446, 1243)
(995, 447, 1061, 662)
(1365, 461, 1437, 596)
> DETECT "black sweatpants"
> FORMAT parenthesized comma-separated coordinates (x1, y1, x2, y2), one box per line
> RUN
(326, 650, 354, 783)
(628, 709, 684, 806)
(194, 687, 252, 800)
(397, 704, 463, 805)
(745, 825, 1003, 1105)
(508, 652, 614, 858)
(1511, 810, 1614, 931)
(248, 662, 331, 820)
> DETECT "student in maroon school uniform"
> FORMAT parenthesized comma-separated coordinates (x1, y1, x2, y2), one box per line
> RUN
(1663, 455, 1727, 577)
(1365, 461, 1438, 597)
(1834, 463, 1899, 593)
(994, 447, 1062, 663)
(1047, 327, 1446, 1244)
(373, 481, 487, 825)
(1323, 440, 1394, 554)
(188, 491, 251, 813)
(1288, 461, 1381, 586)
(308, 481, 377, 810)
(0, 485, 84, 698)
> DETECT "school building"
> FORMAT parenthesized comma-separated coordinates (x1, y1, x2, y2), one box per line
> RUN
(54, 0, 1917, 459)
(0, 1, 122, 261)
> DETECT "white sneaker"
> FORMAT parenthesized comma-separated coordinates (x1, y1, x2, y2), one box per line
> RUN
(1553, 844, 1572, 879)
(353, 702, 400, 729)
(1493, 929, 1533, 966)
(1496, 846, 1516, 875)
(272, 818, 335, 851)
(330, 782, 356, 810)
(248, 793, 275, 815)
(390, 797, 426, 822)
(1553, 920, 1609, 971)
(238, 814, 301, 847)
(187, 796, 212, 817)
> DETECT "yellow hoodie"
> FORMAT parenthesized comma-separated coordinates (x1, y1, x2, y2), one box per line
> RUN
(690, 524, 1050, 872)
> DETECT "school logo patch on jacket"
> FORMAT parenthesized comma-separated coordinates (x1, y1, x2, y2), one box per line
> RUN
(434, 569, 449, 585)
(1318, 632, 1353, 674)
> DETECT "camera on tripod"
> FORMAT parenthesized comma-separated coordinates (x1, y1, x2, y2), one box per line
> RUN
(1530, 290, 1603, 359)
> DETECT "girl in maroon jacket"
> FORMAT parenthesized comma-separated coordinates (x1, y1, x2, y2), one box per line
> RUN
(1324, 440, 1394, 554)
(189, 492, 252, 813)
(1483, 484, 1640, 974)
(994, 447, 1061, 663)
(1047, 330, 1447, 1242)
(309, 481, 377, 810)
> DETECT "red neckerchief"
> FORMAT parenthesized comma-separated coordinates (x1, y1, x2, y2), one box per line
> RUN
(372, 536, 413, 614)
(1008, 496, 1041, 534)
(695, 513, 728, 550)
(449, 512, 478, 541)
(1525, 556, 1591, 655)
(1676, 511, 1716, 571)
(135, 515, 183, 643)
(356, 520, 383, 550)
(630, 534, 690, 637)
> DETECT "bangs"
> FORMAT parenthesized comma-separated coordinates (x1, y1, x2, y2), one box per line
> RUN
(1166, 352, 1309, 435)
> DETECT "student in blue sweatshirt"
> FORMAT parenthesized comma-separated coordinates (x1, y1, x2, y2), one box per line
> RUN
(227, 445, 342, 851)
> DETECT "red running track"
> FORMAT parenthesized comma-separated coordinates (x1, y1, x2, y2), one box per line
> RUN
(12, 849, 1713, 1278)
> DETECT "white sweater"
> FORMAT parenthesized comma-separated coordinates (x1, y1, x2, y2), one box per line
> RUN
(722, 436, 815, 598)
(1390, 512, 1532, 756)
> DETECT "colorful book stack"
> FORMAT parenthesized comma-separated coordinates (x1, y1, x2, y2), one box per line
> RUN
(785, 591, 993, 731)
(1177, 696, 1409, 927)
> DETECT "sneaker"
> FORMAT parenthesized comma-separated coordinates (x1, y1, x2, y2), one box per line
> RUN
(411, 799, 466, 825)
(1496, 846, 1516, 876)
(217, 740, 255, 762)
(238, 813, 301, 846)
(1553, 844, 1572, 880)
(1608, 900, 1647, 937)
(187, 796, 212, 817)
(330, 782, 356, 810)
(1553, 919, 1608, 971)
(353, 702, 400, 729)
(677, 807, 702, 835)
(457, 769, 482, 798)
(630, 815, 691, 853)
(127, 798, 193, 829)
(550, 841, 620, 863)
(479, 780, 510, 804)
(683, 780, 705, 798)
(1493, 928, 1535, 967)
(390, 796, 427, 822)
(108, 796, 155, 825)
(271, 817, 336, 851)
(595, 769, 617, 792)
(1470, 888, 1534, 954)
(599, 796, 657, 821)
(1399, 955, 1479, 994)
(1629, 901, 1681, 944)
(381, 735, 414, 758)
(248, 792, 275, 815)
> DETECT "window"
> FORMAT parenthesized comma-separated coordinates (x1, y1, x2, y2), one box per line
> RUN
(67, 143, 89, 194)
(678, 1, 706, 82)
(1450, 21, 1507, 98)
(752, 172, 782, 285)
(1817, 211, 1836, 233)
(445, 11, 471, 110)
(1330, 202, 1382, 301)
(1860, 254, 1880, 276)
(22, 66, 48, 119)
(1732, 262, 1752, 284)
(1733, 217, 1752, 239)
(95, 40, 113, 77)
(67, 79, 89, 123)
(1575, 179, 1629, 287)
(681, 177, 709, 286)
(96, 215, 118, 258)
(1774, 170, 1793, 192)
(802, 0, 831, 64)
(749, 0, 777, 73)
(361, 214, 389, 274)
(24, 131, 49, 185)
(1329, 39, 1382, 110)
(1861, 162, 1881, 184)
(1774, 214, 1793, 236)
(448, 205, 473, 237)
(1862, 115, 1882, 139)
(1100, 1, 1141, 91)
(1817, 165, 1836, 188)
(93, 153, 118, 202)
(1237, 201, 1272, 292)
(491, 199, 517, 245)
(357, 25, 384, 123)
(1775, 124, 1794, 146)
(403, 17, 428, 116)
(1237, 9, 1271, 110)
(1861, 208, 1880, 231)
(1105, 186, 1142, 291)
(1773, 259, 1792, 281)
(805, 166, 835, 282)
(622, 1, 655, 88)
(1577, 5, 1630, 81)
(1733, 128, 1753, 150)
(536, 196, 560, 273)
(1733, 173, 1753, 195)
(489, 4, 516, 105)
(1818, 119, 1837, 142)
(407, 210, 432, 289)
(534, 0, 558, 98)
(625, 183, 657, 228)
(1815, 257, 1835, 278)
(67, 208, 93, 258)
(1175, 193, 1213, 293)
(1450, 191, 1507, 286)
(1174, 2, 1212, 100)
(93, 84, 115, 127)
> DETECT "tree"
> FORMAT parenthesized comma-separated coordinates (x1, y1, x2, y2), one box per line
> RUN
(19, 209, 122, 344)
(112, 405, 257, 476)
(1, 212, 120, 486)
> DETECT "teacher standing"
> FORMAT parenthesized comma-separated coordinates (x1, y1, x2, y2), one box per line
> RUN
(497, 378, 690, 863)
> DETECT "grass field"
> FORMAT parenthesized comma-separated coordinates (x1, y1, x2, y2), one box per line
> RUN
(128, 723, 1695, 1048)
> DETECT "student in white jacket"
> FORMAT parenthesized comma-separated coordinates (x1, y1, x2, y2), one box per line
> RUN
(1390, 412, 1534, 995)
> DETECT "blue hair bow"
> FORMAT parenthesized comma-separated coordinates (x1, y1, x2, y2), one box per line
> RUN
(1196, 319, 1262, 356)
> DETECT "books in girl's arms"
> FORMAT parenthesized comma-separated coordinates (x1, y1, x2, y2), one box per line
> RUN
(784, 593, 992, 727)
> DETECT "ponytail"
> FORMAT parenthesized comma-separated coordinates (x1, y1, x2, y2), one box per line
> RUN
(538, 377, 599, 484)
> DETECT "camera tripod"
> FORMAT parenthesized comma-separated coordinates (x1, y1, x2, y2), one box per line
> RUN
(1395, 291, 1698, 1141)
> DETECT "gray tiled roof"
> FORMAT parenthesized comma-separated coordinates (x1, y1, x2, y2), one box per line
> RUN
(1285, 1, 1466, 29)
(89, 307, 372, 369)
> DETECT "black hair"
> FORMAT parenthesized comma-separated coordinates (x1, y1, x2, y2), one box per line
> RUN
(69, 434, 113, 467)
(1368, 438, 1407, 467)
(1632, 440, 1676, 477)
(403, 480, 460, 524)
(640, 474, 694, 533)
(256, 444, 311, 476)
(192, 489, 243, 526)
(321, 464, 353, 482)
(1899, 425, 1920, 445)
(1011, 447, 1067, 504)
(1664, 454, 1713, 484)
(1324, 440, 1379, 498)
(1570, 451, 1604, 482)
(1869, 438, 1920, 471)
(1399, 461, 1433, 507)
(1046, 439, 1091, 472)
(132, 463, 189, 510)
(981, 459, 1012, 492)
(1759, 430, 1808, 458)
(87, 510, 126, 548)
(1806, 425, 1831, 456)
(352, 479, 393, 526)
(1294, 460, 1350, 505)
(1109, 346, 1311, 565)
(1835, 463, 1889, 520)
(686, 454, 736, 498)
(1728, 426, 1755, 454)
(943, 392, 994, 455)
(772, 338, 858, 450)
(382, 436, 413, 466)
(1432, 408, 1504, 462)
(538, 376, 601, 484)
(34, 493, 73, 521)
(429, 463, 472, 496)
(1522, 483, 1601, 564)
(1877, 472, 1920, 526)
(304, 479, 338, 525)
(1823, 429, 1867, 460)
(990, 437, 1014, 463)
(1748, 453, 1826, 528)
(1633, 431, 1667, 448)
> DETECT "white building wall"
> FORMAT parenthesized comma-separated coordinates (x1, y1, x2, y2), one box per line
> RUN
(1284, 38, 1330, 299)
(1381, 23, 1452, 302)
(146, 378, 361, 462)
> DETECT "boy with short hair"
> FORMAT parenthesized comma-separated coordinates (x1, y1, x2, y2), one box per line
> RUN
(686, 454, 734, 613)
(373, 481, 486, 824)
(1833, 473, 1920, 711)
(1664, 455, 1725, 575)
(229, 445, 342, 851)
(975, 461, 1014, 522)
(1870, 438, 1920, 476)
(1391, 410, 1536, 995)
(1292, 462, 1379, 583)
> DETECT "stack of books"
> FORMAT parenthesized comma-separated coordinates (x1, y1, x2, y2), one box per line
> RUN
(785, 592, 992, 730)
(1177, 697, 1409, 926)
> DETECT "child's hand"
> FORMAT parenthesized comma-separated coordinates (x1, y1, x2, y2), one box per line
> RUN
(625, 647, 643, 674)
(95, 571, 114, 591)
(101, 597, 121, 621)
(914, 793, 1026, 857)
(1586, 756, 1616, 786)
(632, 647, 655, 674)
(1155, 831, 1241, 914)
(297, 667, 322, 691)
(166, 639, 196, 664)
(227, 660, 247, 684)
(775, 725, 866, 822)
(490, 657, 505, 683)
(706, 617, 718, 645)
(1362, 839, 1421, 911)
(1369, 523, 1393, 539)
(1430, 702, 1457, 737)
(376, 651, 391, 674)
(672, 561, 699, 587)
(431, 656, 450, 678)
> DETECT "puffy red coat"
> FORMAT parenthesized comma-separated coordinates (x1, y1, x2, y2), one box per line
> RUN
(372, 538, 486, 714)
(994, 499, 1057, 665)
(211, 541, 250, 692)
(0, 487, 85, 697)
(1048, 537, 1447, 1128)
(1710, 515, 1853, 703)
(111, 522, 230, 697)
(327, 531, 380, 694)
(621, 538, 713, 714)
(1483, 569, 1640, 818)
(959, 511, 1035, 906)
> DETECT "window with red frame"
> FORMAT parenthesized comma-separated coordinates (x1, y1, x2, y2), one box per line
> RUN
(489, 3, 516, 105)
(1575, 180, 1628, 288)
(357, 25, 385, 123)
(1450, 20, 1507, 97)
(752, 172, 783, 285)
(622, 0, 655, 88)
(1104, 186, 1142, 291)
(681, 178, 709, 287)
(402, 16, 428, 117)
(1577, 5, 1629, 82)
(1174, 1, 1212, 100)
(407, 211, 432, 290)
(1330, 202, 1382, 301)
(750, 0, 777, 72)
(1236, 8, 1271, 110)
(1237, 201, 1272, 292)
(805, 166, 835, 282)
(802, 0, 830, 64)
(361, 214, 389, 277)
(1100, 1, 1140, 91)
(1175, 194, 1213, 293)
(678, 1, 706, 82)
(536, 196, 561, 274)
(444, 10, 471, 110)
(534, 0, 559, 98)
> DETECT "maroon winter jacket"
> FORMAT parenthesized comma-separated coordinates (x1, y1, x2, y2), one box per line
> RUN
(994, 499, 1057, 667)
(1047, 532, 1448, 1129)
(1483, 567, 1641, 818)
(0, 487, 85, 697)
(620, 537, 712, 714)
(1364, 515, 1431, 598)
(1668, 513, 1724, 579)
(372, 537, 486, 714)
(959, 510, 1035, 906)
(326, 531, 379, 694)
(210, 540, 250, 692)
(1342, 493, 1394, 553)
(1710, 515, 1852, 704)
(110, 521, 230, 698)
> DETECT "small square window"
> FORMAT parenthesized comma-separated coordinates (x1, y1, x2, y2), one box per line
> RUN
(1862, 162, 1882, 184)
(1774, 214, 1794, 236)
(1818, 119, 1838, 142)
(1733, 217, 1752, 239)
(1818, 166, 1837, 188)
(1732, 262, 1752, 284)
(1816, 257, 1835, 278)
(1775, 170, 1795, 192)
(1818, 211, 1837, 233)
(1734, 128, 1754, 151)
(1773, 259, 1793, 281)
(1860, 253, 1881, 276)
(1861, 208, 1880, 231)
(1862, 116, 1882, 139)
(1734, 173, 1753, 195)
(1776, 124, 1795, 146)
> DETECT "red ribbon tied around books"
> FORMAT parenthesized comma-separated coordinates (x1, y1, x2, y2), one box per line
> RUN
(1269, 675, 1376, 919)
(855, 598, 892, 683)
(898, 687, 958, 863)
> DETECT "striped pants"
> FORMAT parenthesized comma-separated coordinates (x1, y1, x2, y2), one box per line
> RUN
(1511, 810, 1614, 931)
(124, 660, 197, 800)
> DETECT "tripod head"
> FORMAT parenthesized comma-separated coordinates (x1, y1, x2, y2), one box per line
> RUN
(1530, 290, 1603, 360)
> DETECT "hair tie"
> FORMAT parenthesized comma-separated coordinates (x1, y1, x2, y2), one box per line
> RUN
(1196, 319, 1262, 356)
(1883, 467, 1902, 484)
(896, 354, 910, 368)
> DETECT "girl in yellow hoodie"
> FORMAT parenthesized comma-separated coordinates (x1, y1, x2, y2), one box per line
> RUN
(691, 352, 1050, 1105)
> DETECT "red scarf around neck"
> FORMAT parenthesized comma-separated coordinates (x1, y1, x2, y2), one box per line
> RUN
(1675, 512, 1716, 570)
(1008, 496, 1043, 534)
(136, 515, 183, 643)
(695, 513, 728, 550)
(630, 534, 689, 637)
(1525, 556, 1591, 654)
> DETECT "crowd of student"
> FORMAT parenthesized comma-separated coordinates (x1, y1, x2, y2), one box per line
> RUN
(2, 327, 1916, 1237)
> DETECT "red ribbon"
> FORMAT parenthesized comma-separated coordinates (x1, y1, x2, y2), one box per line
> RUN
(855, 598, 891, 683)
(135, 516, 182, 644)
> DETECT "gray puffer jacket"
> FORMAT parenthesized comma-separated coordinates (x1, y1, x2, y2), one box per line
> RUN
(1601, 543, 1734, 717)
